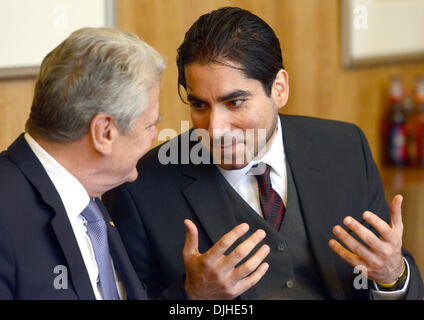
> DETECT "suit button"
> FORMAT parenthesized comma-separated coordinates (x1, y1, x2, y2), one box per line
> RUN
(277, 242, 286, 252)
(285, 279, 294, 289)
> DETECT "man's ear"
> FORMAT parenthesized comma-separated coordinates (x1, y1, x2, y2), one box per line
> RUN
(89, 113, 117, 156)
(271, 69, 289, 110)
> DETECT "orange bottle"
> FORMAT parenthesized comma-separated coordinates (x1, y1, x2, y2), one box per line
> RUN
(384, 76, 409, 167)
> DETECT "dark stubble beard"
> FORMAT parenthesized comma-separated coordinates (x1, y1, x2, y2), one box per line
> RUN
(214, 108, 279, 170)
(256, 109, 279, 158)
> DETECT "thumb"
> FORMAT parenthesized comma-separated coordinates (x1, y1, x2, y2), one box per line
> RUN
(182, 219, 199, 259)
(390, 194, 403, 229)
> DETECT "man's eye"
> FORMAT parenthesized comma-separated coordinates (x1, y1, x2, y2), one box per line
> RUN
(190, 102, 206, 109)
(229, 99, 245, 108)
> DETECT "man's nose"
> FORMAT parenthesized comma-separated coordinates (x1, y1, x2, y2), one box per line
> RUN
(150, 124, 158, 142)
(208, 106, 230, 139)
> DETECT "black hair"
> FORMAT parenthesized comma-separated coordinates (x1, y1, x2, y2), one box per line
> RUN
(177, 6, 284, 101)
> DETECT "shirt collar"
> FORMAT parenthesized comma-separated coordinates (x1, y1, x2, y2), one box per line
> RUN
(24, 133, 90, 221)
(218, 117, 286, 186)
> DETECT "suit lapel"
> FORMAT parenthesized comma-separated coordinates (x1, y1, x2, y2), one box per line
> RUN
(7, 134, 95, 300)
(281, 116, 345, 299)
(182, 162, 239, 246)
(97, 199, 147, 300)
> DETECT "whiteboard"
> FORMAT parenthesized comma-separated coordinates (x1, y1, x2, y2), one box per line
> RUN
(341, 0, 424, 67)
(0, 0, 115, 78)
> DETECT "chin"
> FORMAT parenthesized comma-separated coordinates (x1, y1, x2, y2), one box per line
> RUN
(213, 151, 253, 171)
(211, 146, 251, 168)
(128, 172, 139, 182)
(123, 168, 139, 183)
(217, 162, 249, 170)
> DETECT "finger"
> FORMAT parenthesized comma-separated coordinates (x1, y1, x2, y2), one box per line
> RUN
(232, 244, 270, 280)
(343, 216, 385, 252)
(223, 229, 267, 270)
(332, 225, 377, 264)
(206, 223, 250, 259)
(328, 239, 363, 268)
(231, 262, 269, 297)
(390, 194, 403, 230)
(182, 219, 199, 259)
(362, 211, 393, 241)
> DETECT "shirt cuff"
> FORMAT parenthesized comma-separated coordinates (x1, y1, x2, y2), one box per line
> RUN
(371, 257, 410, 300)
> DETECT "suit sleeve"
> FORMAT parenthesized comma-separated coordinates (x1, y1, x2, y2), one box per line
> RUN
(356, 126, 424, 300)
(103, 185, 188, 300)
(0, 220, 15, 299)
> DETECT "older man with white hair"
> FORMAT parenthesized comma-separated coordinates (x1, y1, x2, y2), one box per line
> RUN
(0, 27, 166, 300)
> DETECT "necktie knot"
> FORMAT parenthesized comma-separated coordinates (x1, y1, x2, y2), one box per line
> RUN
(254, 163, 272, 191)
(81, 198, 104, 223)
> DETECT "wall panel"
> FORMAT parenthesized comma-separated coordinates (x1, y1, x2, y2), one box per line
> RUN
(1, 0, 424, 164)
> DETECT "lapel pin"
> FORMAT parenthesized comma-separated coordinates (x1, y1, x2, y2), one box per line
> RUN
(109, 221, 115, 227)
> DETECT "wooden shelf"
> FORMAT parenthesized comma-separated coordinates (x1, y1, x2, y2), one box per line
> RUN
(379, 166, 424, 191)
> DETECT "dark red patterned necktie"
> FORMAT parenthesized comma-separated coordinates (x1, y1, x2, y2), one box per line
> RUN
(255, 164, 285, 231)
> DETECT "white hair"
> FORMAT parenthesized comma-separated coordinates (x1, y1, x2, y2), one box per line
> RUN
(26, 27, 166, 142)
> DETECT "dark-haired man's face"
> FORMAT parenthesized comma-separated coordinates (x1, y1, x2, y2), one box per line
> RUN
(185, 60, 289, 170)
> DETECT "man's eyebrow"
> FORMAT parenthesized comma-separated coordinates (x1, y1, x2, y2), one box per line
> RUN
(217, 89, 252, 102)
(186, 90, 252, 103)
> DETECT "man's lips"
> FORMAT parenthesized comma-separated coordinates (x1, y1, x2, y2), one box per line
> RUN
(211, 142, 241, 151)
(220, 143, 236, 149)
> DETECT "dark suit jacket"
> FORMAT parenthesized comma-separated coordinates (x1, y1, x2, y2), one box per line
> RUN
(0, 134, 146, 299)
(103, 115, 424, 300)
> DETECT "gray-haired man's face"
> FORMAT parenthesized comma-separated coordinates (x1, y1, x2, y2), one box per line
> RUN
(107, 82, 161, 186)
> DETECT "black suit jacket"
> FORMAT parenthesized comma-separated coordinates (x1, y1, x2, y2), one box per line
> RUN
(103, 115, 424, 300)
(0, 134, 146, 299)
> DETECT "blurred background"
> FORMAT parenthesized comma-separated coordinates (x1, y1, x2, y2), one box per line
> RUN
(1, 0, 423, 273)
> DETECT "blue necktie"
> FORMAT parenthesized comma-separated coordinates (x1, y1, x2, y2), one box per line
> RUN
(81, 198, 120, 300)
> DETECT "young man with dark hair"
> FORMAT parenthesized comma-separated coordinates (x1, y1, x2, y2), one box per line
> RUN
(104, 7, 424, 300)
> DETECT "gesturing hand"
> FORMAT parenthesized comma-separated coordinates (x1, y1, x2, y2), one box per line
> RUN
(182, 219, 270, 300)
(329, 195, 405, 285)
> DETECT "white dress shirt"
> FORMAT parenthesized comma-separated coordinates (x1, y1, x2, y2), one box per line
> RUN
(216, 120, 409, 299)
(24, 133, 125, 300)
(218, 119, 287, 217)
